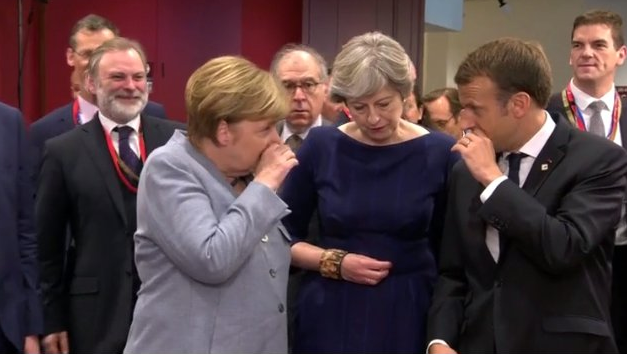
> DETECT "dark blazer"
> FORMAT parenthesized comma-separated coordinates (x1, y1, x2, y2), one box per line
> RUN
(275, 117, 334, 137)
(548, 91, 627, 353)
(0, 102, 42, 352)
(427, 115, 627, 353)
(29, 100, 167, 184)
(36, 114, 182, 354)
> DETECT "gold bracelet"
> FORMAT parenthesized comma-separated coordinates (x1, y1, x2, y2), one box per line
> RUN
(319, 249, 348, 280)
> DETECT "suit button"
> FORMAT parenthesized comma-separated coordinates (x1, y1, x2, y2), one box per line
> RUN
(261, 235, 269, 243)
(278, 303, 285, 313)
(269, 269, 277, 278)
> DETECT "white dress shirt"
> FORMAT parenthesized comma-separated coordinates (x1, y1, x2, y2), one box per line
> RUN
(77, 94, 99, 125)
(98, 113, 141, 157)
(570, 79, 622, 146)
(280, 115, 322, 142)
(481, 112, 556, 260)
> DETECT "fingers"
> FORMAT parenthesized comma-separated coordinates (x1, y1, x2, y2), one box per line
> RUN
(342, 254, 392, 286)
(43, 334, 60, 354)
(61, 332, 69, 354)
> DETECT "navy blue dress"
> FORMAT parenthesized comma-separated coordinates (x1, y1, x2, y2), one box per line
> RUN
(280, 126, 458, 354)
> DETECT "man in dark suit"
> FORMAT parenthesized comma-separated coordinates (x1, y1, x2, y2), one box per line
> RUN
(30, 14, 167, 184)
(271, 44, 335, 151)
(427, 38, 627, 353)
(545, 10, 627, 352)
(270, 44, 333, 351)
(0, 102, 42, 354)
(37, 37, 182, 354)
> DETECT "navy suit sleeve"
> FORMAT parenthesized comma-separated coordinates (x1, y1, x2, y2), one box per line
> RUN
(279, 131, 320, 243)
(13, 108, 44, 335)
(143, 101, 168, 119)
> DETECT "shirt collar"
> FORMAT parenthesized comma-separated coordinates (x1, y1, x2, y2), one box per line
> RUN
(97, 112, 141, 135)
(77, 94, 99, 124)
(511, 111, 556, 160)
(570, 78, 616, 112)
(281, 115, 322, 142)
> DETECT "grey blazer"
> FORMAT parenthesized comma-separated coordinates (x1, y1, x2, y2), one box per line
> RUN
(124, 130, 291, 354)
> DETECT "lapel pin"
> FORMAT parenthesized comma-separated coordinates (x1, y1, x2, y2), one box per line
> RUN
(541, 164, 549, 171)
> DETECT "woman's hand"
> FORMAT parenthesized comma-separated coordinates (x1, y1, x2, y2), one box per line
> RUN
(254, 143, 298, 191)
(340, 253, 392, 285)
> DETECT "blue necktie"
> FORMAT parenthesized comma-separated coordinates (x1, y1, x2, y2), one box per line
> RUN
(115, 126, 141, 176)
(499, 152, 526, 258)
(507, 153, 526, 186)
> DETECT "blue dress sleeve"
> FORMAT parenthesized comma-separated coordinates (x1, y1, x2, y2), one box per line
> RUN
(428, 138, 461, 263)
(279, 129, 324, 244)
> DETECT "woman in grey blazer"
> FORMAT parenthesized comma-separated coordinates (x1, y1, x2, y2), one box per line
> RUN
(124, 56, 297, 354)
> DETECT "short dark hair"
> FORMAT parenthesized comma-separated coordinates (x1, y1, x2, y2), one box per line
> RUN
(69, 14, 120, 49)
(572, 10, 624, 49)
(455, 38, 552, 108)
(422, 87, 461, 117)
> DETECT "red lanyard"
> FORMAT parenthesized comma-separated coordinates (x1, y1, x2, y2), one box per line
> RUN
(561, 83, 621, 141)
(102, 126, 147, 193)
(72, 99, 81, 125)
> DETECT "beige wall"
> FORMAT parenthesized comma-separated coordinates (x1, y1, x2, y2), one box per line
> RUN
(423, 0, 627, 94)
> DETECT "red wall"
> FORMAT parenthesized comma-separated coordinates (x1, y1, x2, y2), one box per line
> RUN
(0, 0, 302, 123)
(241, 0, 302, 70)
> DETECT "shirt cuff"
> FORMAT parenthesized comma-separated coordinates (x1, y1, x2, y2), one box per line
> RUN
(480, 175, 508, 203)
(426, 339, 451, 354)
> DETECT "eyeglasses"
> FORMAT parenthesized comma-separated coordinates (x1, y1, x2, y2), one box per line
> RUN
(73, 48, 94, 59)
(430, 114, 456, 129)
(282, 80, 320, 95)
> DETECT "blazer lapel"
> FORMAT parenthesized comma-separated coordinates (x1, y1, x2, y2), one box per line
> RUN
(141, 115, 167, 155)
(80, 115, 128, 226)
(522, 117, 568, 196)
(467, 180, 498, 271)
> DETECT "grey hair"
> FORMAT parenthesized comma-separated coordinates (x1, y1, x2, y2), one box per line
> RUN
(270, 43, 328, 82)
(330, 32, 412, 102)
(87, 37, 148, 80)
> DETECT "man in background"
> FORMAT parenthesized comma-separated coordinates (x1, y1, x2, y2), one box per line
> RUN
(270, 44, 334, 152)
(30, 14, 167, 183)
(37, 38, 181, 354)
(422, 87, 463, 139)
(546, 10, 627, 352)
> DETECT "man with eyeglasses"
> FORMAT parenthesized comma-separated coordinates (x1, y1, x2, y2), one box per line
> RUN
(270, 44, 334, 152)
(423, 87, 463, 139)
(269, 43, 333, 351)
(30, 14, 167, 185)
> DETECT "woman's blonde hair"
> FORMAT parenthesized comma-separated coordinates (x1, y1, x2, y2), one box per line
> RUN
(185, 56, 289, 144)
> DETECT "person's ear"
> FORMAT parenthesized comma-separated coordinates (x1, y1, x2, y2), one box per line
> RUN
(66, 47, 76, 67)
(215, 119, 231, 146)
(508, 92, 531, 119)
(85, 73, 97, 95)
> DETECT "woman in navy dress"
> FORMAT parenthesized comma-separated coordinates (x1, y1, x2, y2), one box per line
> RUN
(280, 32, 459, 354)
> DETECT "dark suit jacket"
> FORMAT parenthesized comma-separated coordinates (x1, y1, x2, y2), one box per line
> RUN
(548, 91, 627, 353)
(29, 100, 167, 185)
(427, 116, 627, 353)
(546, 92, 627, 146)
(0, 102, 42, 352)
(36, 114, 182, 353)
(275, 117, 334, 137)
